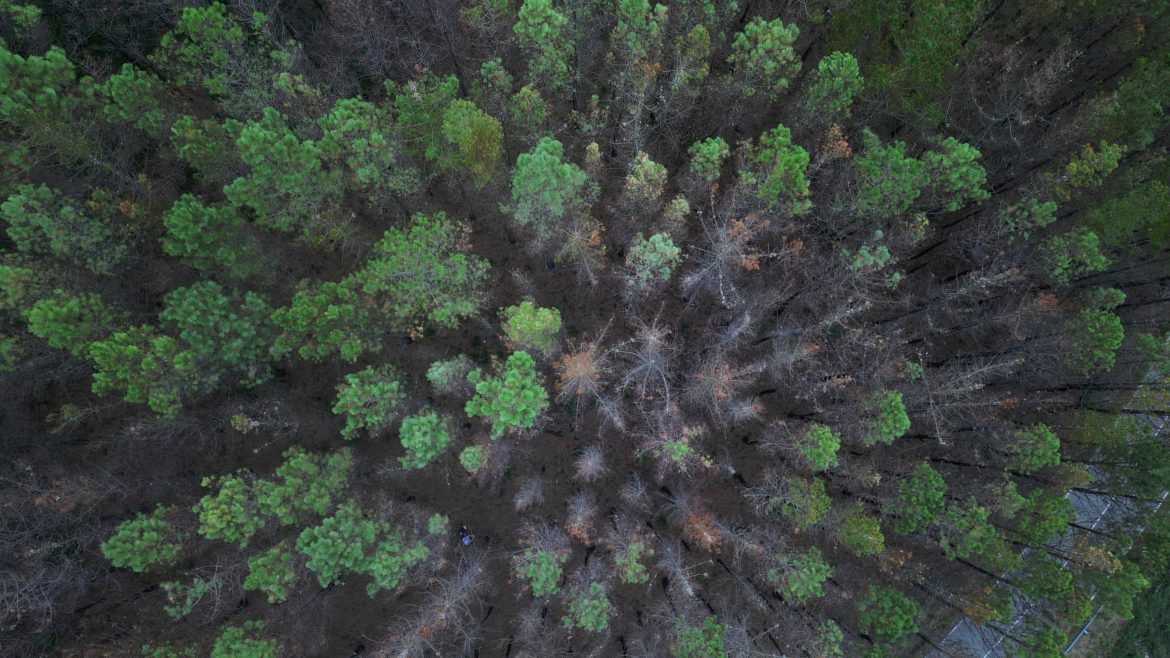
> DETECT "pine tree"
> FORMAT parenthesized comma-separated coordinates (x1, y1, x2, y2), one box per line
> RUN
(510, 137, 589, 243)
(224, 107, 343, 243)
(726, 18, 800, 100)
(513, 0, 574, 90)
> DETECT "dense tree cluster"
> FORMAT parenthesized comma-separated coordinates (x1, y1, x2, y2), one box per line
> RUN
(2, 1, 1170, 657)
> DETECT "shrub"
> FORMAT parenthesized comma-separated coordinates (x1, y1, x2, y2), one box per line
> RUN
(398, 411, 451, 469)
(332, 364, 406, 440)
(459, 445, 488, 473)
(500, 301, 561, 354)
(674, 616, 727, 658)
(513, 547, 567, 597)
(210, 621, 281, 658)
(244, 540, 297, 603)
(426, 355, 474, 394)
(161, 575, 221, 620)
(615, 540, 653, 585)
(101, 506, 182, 573)
(427, 513, 449, 535)
(838, 507, 885, 557)
(465, 351, 549, 437)
(562, 582, 614, 632)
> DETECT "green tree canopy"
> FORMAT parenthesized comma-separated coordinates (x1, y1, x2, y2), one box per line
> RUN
(465, 351, 549, 438)
(398, 411, 452, 470)
(389, 72, 459, 166)
(270, 278, 377, 363)
(853, 130, 928, 220)
(923, 137, 990, 211)
(805, 52, 864, 120)
(101, 506, 182, 573)
(738, 124, 811, 215)
(1066, 307, 1124, 375)
(94, 63, 172, 136)
(318, 97, 417, 203)
(863, 390, 911, 446)
(772, 547, 832, 605)
(441, 98, 504, 184)
(893, 463, 947, 534)
(332, 364, 406, 440)
(89, 326, 207, 417)
(858, 586, 919, 646)
(210, 621, 281, 658)
(513, 0, 574, 90)
(674, 616, 727, 658)
(296, 501, 427, 596)
(2, 184, 127, 275)
(687, 136, 730, 184)
(796, 424, 841, 472)
(514, 546, 567, 597)
(355, 212, 489, 334)
(224, 107, 342, 243)
(1009, 424, 1061, 474)
(500, 300, 561, 354)
(158, 281, 275, 388)
(25, 289, 119, 357)
(726, 17, 800, 100)
(161, 195, 257, 279)
(510, 137, 589, 242)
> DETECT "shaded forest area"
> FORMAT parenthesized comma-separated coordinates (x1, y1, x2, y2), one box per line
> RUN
(2, 0, 1170, 656)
